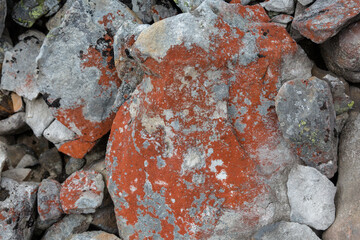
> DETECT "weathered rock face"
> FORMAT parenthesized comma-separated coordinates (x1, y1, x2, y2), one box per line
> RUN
(292, 0, 360, 43)
(0, 178, 39, 240)
(323, 112, 360, 240)
(37, 179, 63, 222)
(260, 0, 295, 14)
(69, 231, 121, 240)
(25, 97, 54, 137)
(174, 0, 205, 12)
(321, 21, 360, 83)
(106, 0, 302, 238)
(36, 0, 141, 158)
(0, 0, 5, 36)
(275, 77, 337, 177)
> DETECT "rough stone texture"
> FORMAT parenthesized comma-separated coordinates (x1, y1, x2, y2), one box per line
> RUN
(297, 0, 314, 6)
(91, 204, 118, 234)
(0, 0, 6, 37)
(0, 34, 13, 73)
(1, 30, 45, 100)
(60, 170, 104, 214)
(46, 0, 75, 30)
(2, 168, 32, 181)
(287, 165, 336, 230)
(69, 231, 120, 240)
(41, 214, 93, 240)
(260, 0, 295, 14)
(36, 0, 141, 159)
(174, 0, 204, 12)
(292, 0, 360, 44)
(39, 148, 63, 179)
(65, 157, 86, 175)
(322, 21, 360, 83)
(323, 112, 360, 240)
(271, 14, 293, 25)
(6, 143, 35, 168)
(131, 0, 153, 23)
(275, 77, 337, 177)
(106, 0, 302, 238)
(43, 120, 76, 144)
(0, 91, 14, 120)
(350, 86, 360, 112)
(16, 154, 39, 168)
(151, 4, 178, 22)
(25, 97, 54, 137)
(0, 178, 39, 240)
(0, 112, 29, 135)
(0, 143, 6, 179)
(12, 0, 61, 28)
(37, 179, 63, 222)
(253, 221, 320, 240)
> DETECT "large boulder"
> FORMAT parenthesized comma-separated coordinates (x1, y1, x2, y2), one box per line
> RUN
(106, 0, 303, 238)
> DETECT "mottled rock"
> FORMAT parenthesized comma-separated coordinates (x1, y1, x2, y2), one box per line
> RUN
(65, 158, 86, 175)
(323, 112, 360, 239)
(36, 0, 141, 158)
(39, 148, 63, 179)
(271, 14, 293, 25)
(16, 154, 39, 168)
(287, 165, 336, 230)
(131, 0, 153, 23)
(106, 0, 301, 238)
(6, 143, 35, 168)
(1, 30, 44, 100)
(0, 35, 12, 74)
(46, 0, 75, 30)
(60, 170, 104, 214)
(253, 221, 320, 240)
(174, 0, 204, 12)
(261, 0, 295, 14)
(69, 231, 120, 240)
(275, 77, 337, 177)
(151, 4, 178, 22)
(91, 204, 118, 234)
(292, 0, 360, 43)
(297, 0, 314, 6)
(42, 214, 93, 240)
(43, 120, 76, 144)
(2, 168, 32, 181)
(0, 112, 28, 135)
(0, 143, 6, 179)
(25, 97, 54, 137)
(37, 179, 63, 222)
(349, 86, 360, 112)
(0, 0, 5, 36)
(0, 178, 39, 240)
(17, 134, 49, 158)
(12, 0, 61, 27)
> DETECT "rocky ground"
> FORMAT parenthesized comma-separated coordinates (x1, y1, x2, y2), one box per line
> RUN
(0, 0, 359, 239)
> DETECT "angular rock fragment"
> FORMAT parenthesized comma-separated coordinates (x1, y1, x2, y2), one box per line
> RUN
(173, 0, 204, 12)
(46, 0, 75, 30)
(65, 157, 86, 175)
(39, 148, 63, 179)
(0, 178, 39, 240)
(260, 0, 295, 14)
(0, 0, 5, 36)
(287, 165, 336, 230)
(0, 112, 29, 135)
(37, 0, 141, 158)
(60, 170, 104, 214)
(43, 120, 76, 144)
(91, 204, 118, 234)
(68, 231, 120, 240)
(297, 0, 314, 6)
(350, 86, 360, 112)
(6, 143, 35, 168)
(292, 0, 360, 43)
(275, 77, 337, 177)
(106, 0, 302, 238)
(37, 179, 63, 222)
(0, 35, 13, 74)
(25, 97, 54, 137)
(11, 93, 24, 112)
(16, 154, 39, 168)
(2, 168, 32, 181)
(151, 4, 178, 22)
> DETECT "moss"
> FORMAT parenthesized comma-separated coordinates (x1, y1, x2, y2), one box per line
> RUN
(348, 101, 354, 109)
(29, 5, 45, 19)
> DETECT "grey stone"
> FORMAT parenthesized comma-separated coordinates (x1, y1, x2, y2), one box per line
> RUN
(173, 0, 205, 12)
(46, 0, 75, 30)
(17, 134, 49, 158)
(43, 120, 76, 144)
(275, 77, 337, 177)
(65, 158, 86, 175)
(16, 154, 39, 168)
(41, 214, 93, 240)
(25, 97, 54, 137)
(37, 179, 63, 222)
(287, 165, 336, 230)
(271, 14, 293, 25)
(0, 112, 29, 135)
(12, 0, 61, 28)
(290, 2, 306, 41)
(2, 168, 32, 181)
(0, 0, 6, 36)
(0, 33, 12, 74)
(151, 4, 178, 22)
(349, 86, 360, 112)
(91, 204, 118, 234)
(39, 148, 63, 179)
(6, 144, 35, 168)
(69, 231, 120, 240)
(131, 0, 153, 23)
(0, 143, 6, 179)
(261, 0, 295, 14)
(297, 0, 314, 6)
(0, 178, 39, 240)
(253, 221, 320, 240)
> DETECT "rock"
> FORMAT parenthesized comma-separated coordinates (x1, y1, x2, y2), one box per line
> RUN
(260, 0, 295, 14)
(321, 21, 360, 83)
(0, 178, 39, 240)
(0, 0, 5, 36)
(151, 4, 178, 22)
(41, 214, 93, 240)
(68, 231, 120, 240)
(253, 221, 320, 240)
(12, 0, 61, 27)
(0, 34, 12, 74)
(131, 0, 153, 23)
(275, 77, 337, 177)
(335, 112, 349, 134)
(292, 0, 360, 43)
(271, 14, 293, 25)
(37, 179, 63, 222)
(6, 143, 35, 168)
(174, 0, 204, 12)
(25, 165, 50, 183)
(287, 165, 336, 230)
(297, 0, 314, 6)
(349, 86, 360, 112)
(60, 170, 104, 214)
(39, 148, 63, 179)
(65, 158, 86, 175)
(46, 0, 75, 30)
(0, 112, 28, 135)
(106, 0, 301, 238)
(17, 134, 49, 158)
(84, 158, 107, 179)
(0, 143, 6, 179)
(11, 93, 23, 112)
(16, 154, 39, 168)
(43, 120, 77, 144)
(25, 97, 55, 137)
(2, 168, 32, 181)
(323, 112, 360, 239)
(1, 30, 45, 100)
(0, 91, 14, 120)
(36, 0, 141, 158)
(91, 204, 118, 234)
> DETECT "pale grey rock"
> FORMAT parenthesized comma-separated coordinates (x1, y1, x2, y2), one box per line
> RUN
(16, 154, 39, 168)
(0, 178, 39, 240)
(349, 86, 360, 112)
(271, 14, 293, 25)
(0, 33, 13, 71)
(43, 120, 76, 144)
(65, 157, 86, 175)
(261, 0, 295, 14)
(39, 148, 62, 179)
(253, 221, 320, 240)
(37, 179, 63, 222)
(41, 214, 93, 240)
(0, 143, 6, 179)
(297, 0, 314, 6)
(0, 0, 6, 36)
(0, 112, 29, 135)
(2, 168, 32, 181)
(131, 0, 153, 23)
(151, 4, 178, 22)
(1, 30, 44, 100)
(25, 97, 54, 137)
(46, 0, 75, 30)
(69, 231, 120, 240)
(290, 1, 306, 41)
(174, 0, 205, 12)
(6, 144, 35, 168)
(287, 165, 336, 230)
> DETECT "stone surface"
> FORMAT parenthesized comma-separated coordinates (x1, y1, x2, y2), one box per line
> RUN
(287, 165, 336, 230)
(60, 170, 104, 214)
(253, 221, 320, 240)
(106, 0, 302, 238)
(41, 214, 93, 240)
(2, 168, 32, 181)
(275, 77, 337, 177)
(91, 204, 118, 234)
(0, 178, 39, 240)
(6, 143, 35, 168)
(0, 35, 13, 75)
(297, 0, 314, 6)
(321, 21, 360, 83)
(151, 4, 178, 22)
(271, 14, 293, 25)
(323, 112, 360, 240)
(1, 30, 45, 100)
(349, 86, 360, 112)
(69, 231, 120, 240)
(260, 0, 295, 14)
(131, 0, 153, 23)
(0, 0, 5, 36)
(16, 154, 39, 168)
(39, 148, 63, 179)
(25, 97, 54, 137)
(12, 0, 61, 27)
(43, 120, 76, 144)
(37, 179, 63, 222)
(292, 0, 360, 43)
(17, 134, 49, 158)
(0, 143, 6, 179)
(174, 0, 204, 12)
(0, 92, 14, 120)
(46, 0, 75, 30)
(0, 111, 28, 135)
(36, 0, 141, 158)
(65, 157, 86, 175)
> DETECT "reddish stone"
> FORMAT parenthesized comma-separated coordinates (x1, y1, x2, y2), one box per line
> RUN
(106, 0, 299, 239)
(37, 179, 63, 222)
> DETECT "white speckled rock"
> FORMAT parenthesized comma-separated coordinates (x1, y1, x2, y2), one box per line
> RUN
(25, 97, 54, 137)
(43, 120, 77, 144)
(261, 0, 295, 14)
(37, 179, 63, 222)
